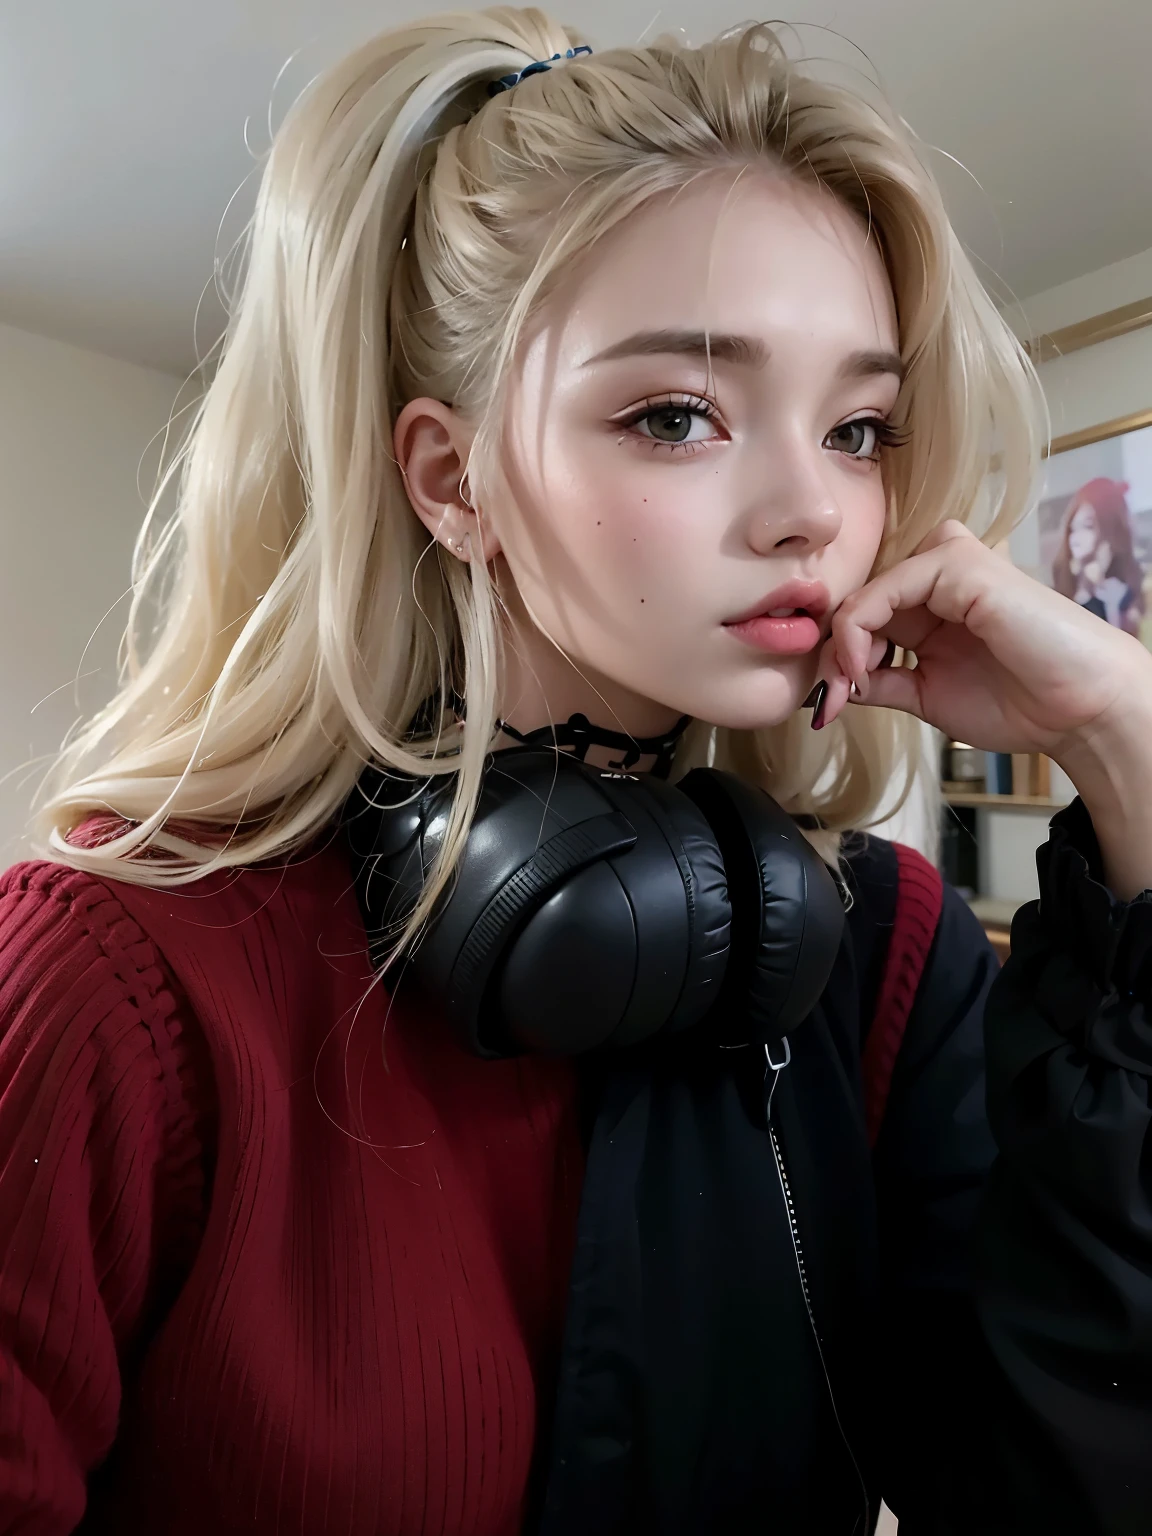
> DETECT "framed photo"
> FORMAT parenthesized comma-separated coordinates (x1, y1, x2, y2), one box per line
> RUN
(1010, 407, 1152, 651)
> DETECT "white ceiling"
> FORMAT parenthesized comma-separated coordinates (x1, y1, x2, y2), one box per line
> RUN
(2, 0, 1151, 378)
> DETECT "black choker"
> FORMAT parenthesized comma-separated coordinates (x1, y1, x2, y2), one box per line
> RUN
(493, 710, 692, 779)
(408, 692, 692, 780)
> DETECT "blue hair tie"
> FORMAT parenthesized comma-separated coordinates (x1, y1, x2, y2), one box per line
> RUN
(487, 44, 593, 97)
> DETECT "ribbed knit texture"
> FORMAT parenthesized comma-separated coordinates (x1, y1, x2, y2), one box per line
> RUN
(861, 841, 944, 1148)
(0, 831, 584, 1535)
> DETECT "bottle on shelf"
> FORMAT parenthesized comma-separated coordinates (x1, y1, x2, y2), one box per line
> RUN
(941, 741, 985, 794)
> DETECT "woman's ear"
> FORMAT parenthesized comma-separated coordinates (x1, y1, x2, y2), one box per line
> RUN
(392, 397, 502, 564)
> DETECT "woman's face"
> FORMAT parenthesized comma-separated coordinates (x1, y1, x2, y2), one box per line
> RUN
(1068, 503, 1099, 564)
(484, 171, 903, 733)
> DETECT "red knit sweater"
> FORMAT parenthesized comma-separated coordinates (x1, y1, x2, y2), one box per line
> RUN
(0, 829, 585, 1535)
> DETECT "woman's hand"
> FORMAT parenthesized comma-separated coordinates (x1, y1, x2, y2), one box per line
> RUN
(820, 519, 1152, 897)
(819, 520, 1147, 753)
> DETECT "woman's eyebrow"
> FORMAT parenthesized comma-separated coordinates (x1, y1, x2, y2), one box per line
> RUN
(579, 329, 769, 369)
(578, 332, 905, 384)
(838, 349, 905, 383)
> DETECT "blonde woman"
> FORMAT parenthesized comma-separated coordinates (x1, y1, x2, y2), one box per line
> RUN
(2, 10, 1151, 1534)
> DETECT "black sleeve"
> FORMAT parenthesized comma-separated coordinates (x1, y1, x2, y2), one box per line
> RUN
(875, 799, 1152, 1535)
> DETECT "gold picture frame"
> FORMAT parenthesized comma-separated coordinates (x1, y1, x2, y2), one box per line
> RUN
(1025, 296, 1152, 368)
(1048, 407, 1152, 458)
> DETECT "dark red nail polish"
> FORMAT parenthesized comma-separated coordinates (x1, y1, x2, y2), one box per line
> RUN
(809, 679, 828, 730)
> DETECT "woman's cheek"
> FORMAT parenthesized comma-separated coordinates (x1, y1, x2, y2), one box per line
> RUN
(585, 490, 674, 569)
(837, 477, 886, 581)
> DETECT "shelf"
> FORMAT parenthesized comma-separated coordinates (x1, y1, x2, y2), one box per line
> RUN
(943, 792, 1069, 811)
(966, 895, 1025, 927)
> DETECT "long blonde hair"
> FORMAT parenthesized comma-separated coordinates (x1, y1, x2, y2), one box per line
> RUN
(32, 7, 1044, 958)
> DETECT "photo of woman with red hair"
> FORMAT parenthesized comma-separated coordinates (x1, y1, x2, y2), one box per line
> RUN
(1051, 476, 1146, 637)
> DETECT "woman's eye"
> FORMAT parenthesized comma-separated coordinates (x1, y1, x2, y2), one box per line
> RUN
(627, 402, 717, 447)
(825, 419, 880, 459)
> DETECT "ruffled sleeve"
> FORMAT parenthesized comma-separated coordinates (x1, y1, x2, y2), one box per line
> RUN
(972, 797, 1152, 1533)
(0, 861, 215, 1534)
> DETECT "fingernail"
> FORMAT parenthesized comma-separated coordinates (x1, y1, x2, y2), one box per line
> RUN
(809, 679, 828, 730)
(879, 639, 896, 670)
(802, 682, 824, 709)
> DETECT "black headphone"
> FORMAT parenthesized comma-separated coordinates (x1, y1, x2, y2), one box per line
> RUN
(342, 733, 846, 1061)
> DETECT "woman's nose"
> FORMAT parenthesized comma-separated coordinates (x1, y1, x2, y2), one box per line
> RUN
(744, 457, 844, 557)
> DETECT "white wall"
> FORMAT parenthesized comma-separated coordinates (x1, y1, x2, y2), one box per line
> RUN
(0, 322, 183, 865)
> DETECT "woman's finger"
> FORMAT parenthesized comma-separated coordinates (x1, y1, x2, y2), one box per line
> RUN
(847, 662, 924, 719)
(910, 517, 977, 556)
(870, 635, 894, 671)
(832, 542, 987, 683)
(817, 634, 900, 719)
(813, 670, 852, 729)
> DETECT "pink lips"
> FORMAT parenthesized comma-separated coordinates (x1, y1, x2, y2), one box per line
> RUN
(726, 613, 822, 654)
(722, 578, 830, 656)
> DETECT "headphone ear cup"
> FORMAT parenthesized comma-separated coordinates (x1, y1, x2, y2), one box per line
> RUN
(594, 774, 732, 1042)
(346, 753, 640, 1057)
(495, 773, 732, 1052)
(494, 860, 644, 1053)
(678, 769, 845, 1045)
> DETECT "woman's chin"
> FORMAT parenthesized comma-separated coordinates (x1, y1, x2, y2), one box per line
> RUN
(706, 709, 806, 733)
(674, 676, 813, 734)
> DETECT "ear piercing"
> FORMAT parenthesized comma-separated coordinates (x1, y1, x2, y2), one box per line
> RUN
(439, 500, 471, 558)
(452, 477, 475, 559)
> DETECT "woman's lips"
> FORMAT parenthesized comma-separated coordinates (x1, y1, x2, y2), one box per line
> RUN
(723, 612, 823, 655)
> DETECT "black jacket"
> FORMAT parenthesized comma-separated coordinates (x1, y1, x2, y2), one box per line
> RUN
(536, 798, 1152, 1534)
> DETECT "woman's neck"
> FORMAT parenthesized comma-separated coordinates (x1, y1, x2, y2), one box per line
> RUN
(491, 593, 689, 775)
(495, 597, 682, 739)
